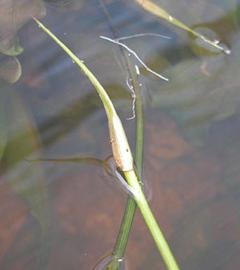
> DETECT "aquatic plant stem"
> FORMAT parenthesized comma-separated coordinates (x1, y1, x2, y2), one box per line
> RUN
(33, 18, 180, 270)
(98, 2, 144, 265)
(111, 57, 144, 262)
(134, 0, 231, 54)
(124, 170, 180, 270)
(112, 197, 137, 260)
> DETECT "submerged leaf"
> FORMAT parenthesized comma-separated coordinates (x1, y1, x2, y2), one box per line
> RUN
(3, 92, 50, 268)
(0, 0, 46, 55)
(0, 56, 22, 83)
(4, 92, 49, 229)
(0, 40, 23, 57)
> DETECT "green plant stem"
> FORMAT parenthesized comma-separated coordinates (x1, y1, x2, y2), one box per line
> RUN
(112, 56, 144, 262)
(112, 197, 137, 260)
(124, 170, 180, 270)
(134, 0, 231, 54)
(99, 1, 145, 264)
(98, 2, 140, 264)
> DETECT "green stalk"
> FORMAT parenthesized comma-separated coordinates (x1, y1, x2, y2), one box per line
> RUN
(98, 2, 144, 265)
(134, 0, 231, 55)
(33, 18, 180, 270)
(124, 170, 180, 270)
(111, 56, 143, 263)
(112, 197, 137, 261)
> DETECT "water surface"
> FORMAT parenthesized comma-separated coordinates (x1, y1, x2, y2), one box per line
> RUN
(1, 0, 240, 269)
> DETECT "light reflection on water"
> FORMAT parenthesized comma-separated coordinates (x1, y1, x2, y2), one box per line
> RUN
(0, 0, 240, 269)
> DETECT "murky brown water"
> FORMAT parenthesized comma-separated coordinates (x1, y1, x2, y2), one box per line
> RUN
(0, 0, 240, 269)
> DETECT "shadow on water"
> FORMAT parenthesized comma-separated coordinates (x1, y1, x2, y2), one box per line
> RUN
(1, 0, 240, 269)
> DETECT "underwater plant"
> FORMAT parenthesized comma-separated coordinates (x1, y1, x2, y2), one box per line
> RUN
(33, 17, 181, 270)
(134, 0, 231, 54)
(25, 1, 233, 268)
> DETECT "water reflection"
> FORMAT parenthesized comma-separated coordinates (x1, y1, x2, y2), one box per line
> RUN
(0, 0, 240, 269)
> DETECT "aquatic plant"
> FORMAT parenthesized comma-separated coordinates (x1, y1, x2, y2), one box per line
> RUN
(33, 17, 181, 270)
(134, 0, 231, 54)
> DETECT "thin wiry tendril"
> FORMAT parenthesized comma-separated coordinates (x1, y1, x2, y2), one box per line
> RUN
(116, 32, 171, 41)
(100, 35, 169, 81)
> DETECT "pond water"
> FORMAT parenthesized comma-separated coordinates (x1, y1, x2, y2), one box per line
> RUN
(1, 0, 240, 269)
